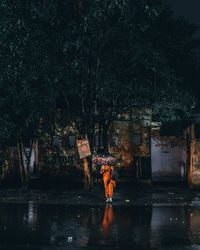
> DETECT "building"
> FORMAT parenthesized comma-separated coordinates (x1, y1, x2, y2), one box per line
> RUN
(1, 109, 200, 188)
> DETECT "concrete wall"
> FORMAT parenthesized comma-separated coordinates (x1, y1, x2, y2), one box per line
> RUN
(151, 131, 186, 181)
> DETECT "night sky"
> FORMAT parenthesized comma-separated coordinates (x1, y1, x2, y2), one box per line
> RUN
(166, 0, 200, 24)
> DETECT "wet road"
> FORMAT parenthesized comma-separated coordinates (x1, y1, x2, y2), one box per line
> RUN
(0, 203, 200, 249)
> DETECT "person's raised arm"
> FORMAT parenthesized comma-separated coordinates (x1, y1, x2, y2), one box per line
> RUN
(100, 165, 105, 174)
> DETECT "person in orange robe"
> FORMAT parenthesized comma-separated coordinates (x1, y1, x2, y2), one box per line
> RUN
(100, 165, 116, 202)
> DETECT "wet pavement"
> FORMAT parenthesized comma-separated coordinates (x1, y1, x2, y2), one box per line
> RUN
(0, 186, 200, 249)
(0, 186, 200, 206)
(0, 203, 200, 249)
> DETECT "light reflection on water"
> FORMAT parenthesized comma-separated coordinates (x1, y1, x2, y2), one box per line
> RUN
(0, 203, 199, 249)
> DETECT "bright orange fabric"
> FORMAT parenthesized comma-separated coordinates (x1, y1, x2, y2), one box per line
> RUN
(100, 165, 116, 198)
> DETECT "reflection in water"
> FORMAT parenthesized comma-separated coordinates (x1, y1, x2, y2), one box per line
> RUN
(27, 201, 38, 228)
(76, 209, 89, 247)
(101, 204, 114, 238)
(150, 207, 189, 249)
(0, 204, 200, 249)
(99, 204, 116, 248)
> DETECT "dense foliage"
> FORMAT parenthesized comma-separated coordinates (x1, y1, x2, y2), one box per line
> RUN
(0, 0, 199, 154)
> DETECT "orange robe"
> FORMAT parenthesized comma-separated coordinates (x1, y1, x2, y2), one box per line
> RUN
(100, 165, 116, 198)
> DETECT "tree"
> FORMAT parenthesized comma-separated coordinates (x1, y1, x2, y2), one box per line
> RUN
(0, 0, 59, 187)
(60, 0, 198, 151)
(0, 0, 199, 188)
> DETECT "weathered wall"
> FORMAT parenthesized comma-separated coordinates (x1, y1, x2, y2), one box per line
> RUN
(153, 120, 200, 187)
(38, 117, 83, 181)
(108, 107, 152, 181)
(38, 107, 152, 183)
(109, 121, 151, 166)
(151, 130, 186, 181)
(185, 124, 200, 187)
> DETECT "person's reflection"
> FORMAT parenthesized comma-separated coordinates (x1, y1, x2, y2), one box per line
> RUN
(101, 204, 115, 238)
(27, 202, 38, 229)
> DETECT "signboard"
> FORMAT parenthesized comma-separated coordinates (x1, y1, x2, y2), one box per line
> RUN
(77, 138, 91, 159)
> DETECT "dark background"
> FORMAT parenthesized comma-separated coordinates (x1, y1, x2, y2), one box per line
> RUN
(167, 0, 200, 24)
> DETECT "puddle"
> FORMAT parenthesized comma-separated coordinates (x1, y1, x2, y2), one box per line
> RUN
(0, 203, 199, 249)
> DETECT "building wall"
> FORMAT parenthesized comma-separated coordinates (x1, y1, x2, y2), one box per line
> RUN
(38, 107, 152, 183)
(38, 117, 83, 181)
(109, 122, 150, 166)
(108, 107, 152, 182)
(185, 124, 200, 187)
(151, 134, 186, 181)
(151, 120, 200, 187)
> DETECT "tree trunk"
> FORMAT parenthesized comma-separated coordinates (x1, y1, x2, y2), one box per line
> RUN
(17, 140, 25, 184)
(33, 140, 39, 175)
(21, 140, 34, 189)
(98, 123, 102, 152)
(82, 131, 94, 189)
(83, 157, 91, 189)
(21, 142, 29, 183)
(17, 135, 35, 189)
(87, 132, 94, 188)
(102, 122, 109, 155)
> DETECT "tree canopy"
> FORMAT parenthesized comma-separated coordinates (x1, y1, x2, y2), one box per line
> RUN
(0, 0, 199, 146)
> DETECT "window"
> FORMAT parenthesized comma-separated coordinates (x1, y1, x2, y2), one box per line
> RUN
(110, 134, 119, 147)
(68, 135, 76, 147)
(133, 134, 142, 146)
(52, 135, 60, 147)
(95, 135, 103, 148)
